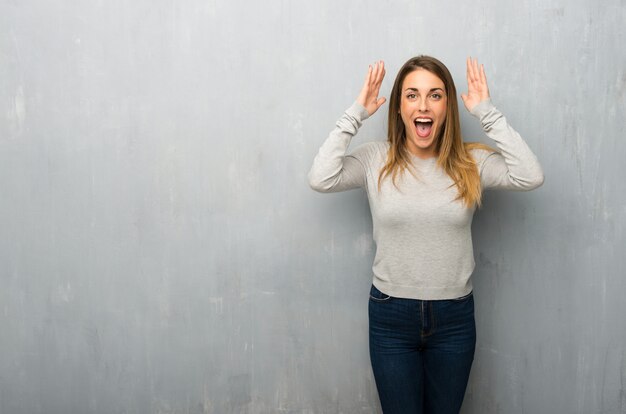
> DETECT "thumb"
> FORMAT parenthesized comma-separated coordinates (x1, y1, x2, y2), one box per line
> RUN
(376, 97, 387, 109)
(460, 93, 467, 103)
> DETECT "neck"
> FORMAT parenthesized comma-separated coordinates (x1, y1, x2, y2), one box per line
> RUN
(405, 144, 438, 160)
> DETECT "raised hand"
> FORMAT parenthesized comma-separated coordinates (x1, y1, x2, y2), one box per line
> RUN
(461, 56, 490, 113)
(356, 60, 387, 116)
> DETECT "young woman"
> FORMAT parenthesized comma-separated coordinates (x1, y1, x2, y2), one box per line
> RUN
(308, 56, 544, 413)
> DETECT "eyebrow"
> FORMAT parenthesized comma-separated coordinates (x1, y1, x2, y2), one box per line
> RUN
(404, 87, 445, 93)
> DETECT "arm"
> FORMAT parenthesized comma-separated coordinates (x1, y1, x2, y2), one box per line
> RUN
(308, 102, 371, 192)
(462, 57, 544, 191)
(308, 60, 387, 193)
(471, 99, 545, 190)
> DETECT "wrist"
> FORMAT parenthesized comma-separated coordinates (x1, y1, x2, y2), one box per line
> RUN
(470, 98, 495, 119)
(347, 101, 370, 121)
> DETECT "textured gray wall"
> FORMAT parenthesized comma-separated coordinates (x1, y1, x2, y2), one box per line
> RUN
(1, 0, 624, 413)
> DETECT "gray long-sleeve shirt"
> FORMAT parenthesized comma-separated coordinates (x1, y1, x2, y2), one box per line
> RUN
(308, 99, 544, 300)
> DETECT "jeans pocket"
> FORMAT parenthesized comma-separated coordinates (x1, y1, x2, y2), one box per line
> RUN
(369, 284, 392, 302)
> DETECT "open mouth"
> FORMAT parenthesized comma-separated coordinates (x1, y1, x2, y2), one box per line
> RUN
(414, 117, 433, 138)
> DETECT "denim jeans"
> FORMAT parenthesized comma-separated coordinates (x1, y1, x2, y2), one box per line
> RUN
(368, 283, 476, 414)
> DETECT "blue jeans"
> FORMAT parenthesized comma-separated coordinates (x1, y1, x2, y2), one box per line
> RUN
(368, 284, 476, 414)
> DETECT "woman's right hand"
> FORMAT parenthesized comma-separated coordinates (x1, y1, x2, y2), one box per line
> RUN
(356, 60, 387, 116)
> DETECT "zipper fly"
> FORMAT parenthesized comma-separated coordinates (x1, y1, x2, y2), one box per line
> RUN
(421, 301, 432, 336)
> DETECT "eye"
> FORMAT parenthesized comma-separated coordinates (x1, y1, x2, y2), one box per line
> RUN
(406, 93, 416, 99)
(431, 93, 442, 100)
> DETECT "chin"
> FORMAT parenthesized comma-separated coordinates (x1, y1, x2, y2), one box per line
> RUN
(413, 135, 435, 148)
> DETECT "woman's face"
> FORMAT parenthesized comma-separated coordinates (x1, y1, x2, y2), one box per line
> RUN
(399, 69, 447, 159)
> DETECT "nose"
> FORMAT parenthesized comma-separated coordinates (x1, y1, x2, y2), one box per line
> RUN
(418, 96, 429, 112)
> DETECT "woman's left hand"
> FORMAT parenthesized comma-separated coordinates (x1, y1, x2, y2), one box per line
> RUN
(461, 56, 490, 112)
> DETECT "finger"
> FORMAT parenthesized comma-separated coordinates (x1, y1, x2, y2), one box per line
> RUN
(466, 57, 472, 86)
(369, 66, 379, 101)
(468, 56, 478, 83)
(479, 63, 487, 85)
(480, 64, 490, 97)
(373, 84, 383, 100)
(369, 61, 383, 99)
(376, 97, 387, 109)
(370, 61, 380, 89)
(374, 61, 385, 91)
(375, 60, 384, 87)
(473, 58, 480, 82)
(376, 60, 385, 85)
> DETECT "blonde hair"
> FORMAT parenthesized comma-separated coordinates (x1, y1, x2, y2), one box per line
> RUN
(378, 55, 498, 209)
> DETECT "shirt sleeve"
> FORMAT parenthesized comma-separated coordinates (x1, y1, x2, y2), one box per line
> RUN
(308, 101, 372, 193)
(471, 99, 545, 191)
